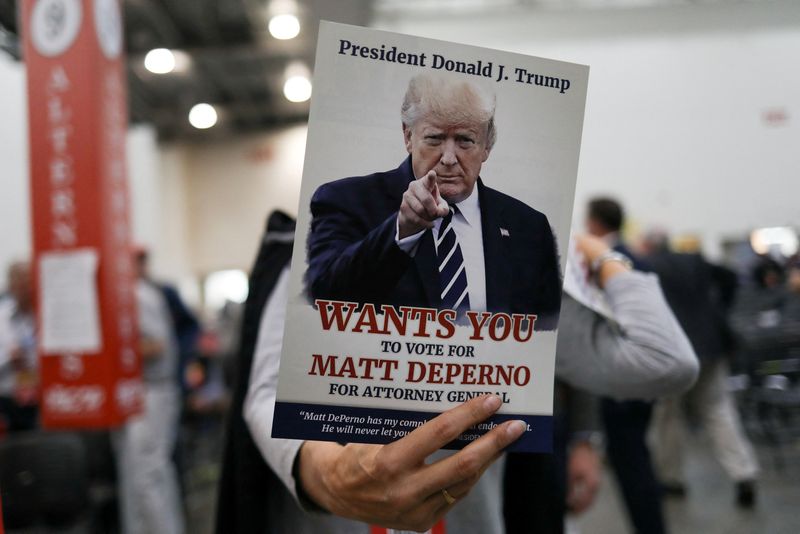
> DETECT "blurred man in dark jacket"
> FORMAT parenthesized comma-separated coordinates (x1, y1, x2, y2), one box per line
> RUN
(586, 198, 666, 534)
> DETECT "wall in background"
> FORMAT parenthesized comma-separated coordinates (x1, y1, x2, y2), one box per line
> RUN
(0, 53, 31, 275)
(0, 49, 306, 300)
(0, 53, 187, 286)
(374, 1, 800, 258)
(3, 1, 799, 295)
(180, 124, 307, 276)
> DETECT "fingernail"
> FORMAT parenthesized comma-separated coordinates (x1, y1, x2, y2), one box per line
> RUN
(483, 395, 502, 412)
(507, 420, 527, 439)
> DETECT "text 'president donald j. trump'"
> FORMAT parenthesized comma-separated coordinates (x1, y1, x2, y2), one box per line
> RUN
(305, 73, 562, 330)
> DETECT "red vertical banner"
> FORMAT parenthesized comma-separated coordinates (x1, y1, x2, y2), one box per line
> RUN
(22, 0, 143, 428)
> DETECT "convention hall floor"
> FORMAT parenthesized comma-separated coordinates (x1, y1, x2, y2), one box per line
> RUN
(573, 434, 800, 534)
(185, 431, 800, 534)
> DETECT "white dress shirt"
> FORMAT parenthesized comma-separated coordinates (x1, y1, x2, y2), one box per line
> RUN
(395, 185, 487, 312)
(244, 267, 305, 498)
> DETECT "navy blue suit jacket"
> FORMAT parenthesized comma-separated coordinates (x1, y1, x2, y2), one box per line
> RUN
(305, 157, 562, 329)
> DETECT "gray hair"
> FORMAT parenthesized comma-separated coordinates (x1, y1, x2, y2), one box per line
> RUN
(401, 73, 497, 151)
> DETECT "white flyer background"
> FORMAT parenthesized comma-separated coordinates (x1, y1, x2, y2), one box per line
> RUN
(275, 22, 588, 439)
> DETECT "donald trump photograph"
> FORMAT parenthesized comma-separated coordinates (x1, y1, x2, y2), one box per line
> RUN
(305, 73, 562, 329)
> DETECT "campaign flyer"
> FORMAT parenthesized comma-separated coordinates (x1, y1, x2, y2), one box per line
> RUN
(272, 21, 588, 452)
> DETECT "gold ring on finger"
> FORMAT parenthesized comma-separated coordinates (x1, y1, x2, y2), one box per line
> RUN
(441, 488, 456, 505)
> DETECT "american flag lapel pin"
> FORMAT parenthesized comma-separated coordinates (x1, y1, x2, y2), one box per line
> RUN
(500, 227, 510, 237)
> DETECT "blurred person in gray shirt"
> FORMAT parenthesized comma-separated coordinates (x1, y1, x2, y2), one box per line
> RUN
(112, 252, 185, 534)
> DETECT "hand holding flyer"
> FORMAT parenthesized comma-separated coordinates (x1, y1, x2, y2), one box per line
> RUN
(297, 394, 525, 531)
(272, 22, 589, 453)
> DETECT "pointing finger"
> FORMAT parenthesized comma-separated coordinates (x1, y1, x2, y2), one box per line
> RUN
(420, 170, 437, 192)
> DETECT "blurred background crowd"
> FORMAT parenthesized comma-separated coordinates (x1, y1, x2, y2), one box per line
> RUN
(1, 0, 799, 533)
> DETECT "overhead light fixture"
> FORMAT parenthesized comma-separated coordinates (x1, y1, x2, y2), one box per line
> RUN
(283, 61, 311, 103)
(284, 75, 312, 103)
(144, 48, 175, 74)
(268, 13, 300, 40)
(189, 103, 218, 129)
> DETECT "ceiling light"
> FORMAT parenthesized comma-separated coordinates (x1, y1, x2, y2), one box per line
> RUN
(188, 103, 218, 129)
(144, 48, 175, 74)
(269, 14, 300, 40)
(283, 75, 312, 103)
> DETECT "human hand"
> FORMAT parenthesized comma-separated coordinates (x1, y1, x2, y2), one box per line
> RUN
(297, 394, 526, 531)
(574, 234, 630, 288)
(566, 441, 601, 514)
(398, 170, 450, 239)
(574, 234, 610, 264)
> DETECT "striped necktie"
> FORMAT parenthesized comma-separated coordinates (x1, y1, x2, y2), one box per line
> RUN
(436, 206, 471, 313)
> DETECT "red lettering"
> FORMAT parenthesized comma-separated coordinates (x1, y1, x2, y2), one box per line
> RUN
(317, 302, 530, 343)
(511, 313, 537, 342)
(478, 364, 495, 385)
(377, 359, 399, 381)
(444, 363, 461, 384)
(428, 362, 444, 384)
(382, 305, 410, 335)
(436, 309, 456, 338)
(496, 365, 512, 385)
(339, 357, 357, 378)
(462, 364, 476, 384)
(514, 366, 531, 386)
(489, 313, 512, 341)
(316, 300, 357, 331)
(358, 357, 377, 379)
(410, 308, 437, 337)
(309, 354, 338, 376)
(406, 361, 426, 383)
(467, 311, 491, 340)
(404, 361, 531, 385)
(353, 303, 380, 333)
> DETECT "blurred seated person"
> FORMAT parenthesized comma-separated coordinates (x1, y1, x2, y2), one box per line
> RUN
(218, 215, 697, 533)
(730, 257, 791, 358)
(751, 257, 787, 311)
(0, 261, 38, 433)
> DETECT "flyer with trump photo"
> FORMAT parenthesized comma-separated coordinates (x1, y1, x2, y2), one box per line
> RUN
(272, 22, 589, 453)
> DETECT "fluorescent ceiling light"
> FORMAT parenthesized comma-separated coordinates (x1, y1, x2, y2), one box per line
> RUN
(283, 75, 312, 102)
(189, 103, 218, 129)
(269, 14, 300, 40)
(144, 48, 175, 74)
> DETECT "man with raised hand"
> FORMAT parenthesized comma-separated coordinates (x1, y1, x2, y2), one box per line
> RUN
(305, 72, 562, 329)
